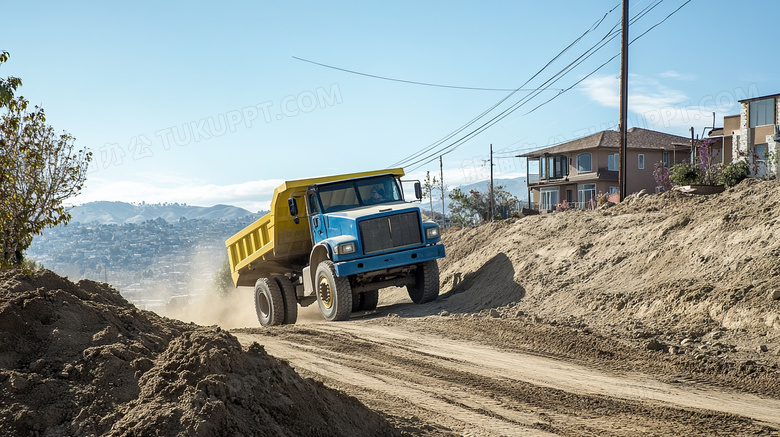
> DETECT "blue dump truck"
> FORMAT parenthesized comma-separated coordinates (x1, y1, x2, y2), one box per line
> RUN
(226, 168, 445, 326)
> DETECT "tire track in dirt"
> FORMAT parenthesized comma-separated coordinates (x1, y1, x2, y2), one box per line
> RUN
(234, 322, 778, 436)
(235, 332, 554, 436)
(328, 324, 780, 425)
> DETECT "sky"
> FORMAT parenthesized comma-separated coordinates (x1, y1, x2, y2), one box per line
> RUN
(3, 0, 778, 212)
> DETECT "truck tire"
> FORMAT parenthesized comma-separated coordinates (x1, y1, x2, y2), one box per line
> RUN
(254, 278, 284, 326)
(273, 275, 298, 325)
(351, 289, 379, 312)
(407, 260, 440, 304)
(315, 260, 352, 321)
(359, 289, 379, 311)
(351, 291, 362, 313)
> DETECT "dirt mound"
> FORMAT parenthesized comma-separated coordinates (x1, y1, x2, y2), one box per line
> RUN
(0, 270, 398, 436)
(437, 179, 780, 363)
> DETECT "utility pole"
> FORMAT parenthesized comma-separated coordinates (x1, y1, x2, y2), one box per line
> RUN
(690, 127, 695, 163)
(489, 144, 495, 221)
(439, 156, 445, 229)
(618, 0, 629, 201)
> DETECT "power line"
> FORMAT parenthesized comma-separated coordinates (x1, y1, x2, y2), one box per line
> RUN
(470, 1, 683, 160)
(292, 56, 564, 92)
(393, 3, 622, 171)
(400, 3, 630, 172)
(522, 0, 691, 117)
(405, 0, 690, 173)
(513, 0, 668, 117)
(463, 0, 692, 169)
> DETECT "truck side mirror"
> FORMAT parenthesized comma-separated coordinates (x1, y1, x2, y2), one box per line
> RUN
(414, 182, 422, 200)
(288, 197, 299, 217)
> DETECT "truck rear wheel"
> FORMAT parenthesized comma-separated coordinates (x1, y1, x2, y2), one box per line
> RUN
(273, 275, 298, 325)
(351, 289, 379, 312)
(407, 260, 440, 304)
(255, 278, 284, 326)
(359, 289, 379, 311)
(315, 260, 352, 321)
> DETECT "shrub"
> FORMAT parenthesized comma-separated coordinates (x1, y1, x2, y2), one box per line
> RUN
(653, 163, 673, 191)
(555, 200, 571, 212)
(697, 138, 722, 185)
(718, 160, 750, 187)
(669, 162, 702, 186)
(596, 192, 613, 206)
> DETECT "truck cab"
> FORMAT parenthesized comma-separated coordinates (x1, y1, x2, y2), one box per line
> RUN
(226, 168, 445, 326)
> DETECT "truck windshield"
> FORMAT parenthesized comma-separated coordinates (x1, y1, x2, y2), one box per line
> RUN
(317, 175, 402, 212)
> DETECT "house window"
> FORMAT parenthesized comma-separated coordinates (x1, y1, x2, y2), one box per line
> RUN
(607, 153, 619, 171)
(577, 153, 592, 172)
(540, 188, 559, 211)
(662, 152, 669, 167)
(609, 186, 619, 195)
(749, 99, 775, 128)
(578, 184, 597, 208)
(638, 154, 645, 170)
(554, 155, 568, 178)
(544, 155, 567, 179)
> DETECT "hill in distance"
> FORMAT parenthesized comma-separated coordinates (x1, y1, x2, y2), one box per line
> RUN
(68, 201, 264, 224)
(458, 176, 528, 199)
(421, 176, 529, 214)
(69, 176, 527, 224)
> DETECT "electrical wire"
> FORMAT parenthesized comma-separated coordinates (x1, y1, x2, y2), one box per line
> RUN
(405, 0, 691, 173)
(390, 3, 622, 170)
(292, 56, 564, 92)
(462, 0, 689, 167)
(522, 0, 691, 117)
(400, 3, 633, 171)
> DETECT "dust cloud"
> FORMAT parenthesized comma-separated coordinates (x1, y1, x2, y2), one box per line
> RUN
(159, 286, 259, 329)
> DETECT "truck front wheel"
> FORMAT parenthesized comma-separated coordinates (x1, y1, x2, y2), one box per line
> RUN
(255, 278, 285, 326)
(315, 260, 352, 321)
(407, 260, 440, 304)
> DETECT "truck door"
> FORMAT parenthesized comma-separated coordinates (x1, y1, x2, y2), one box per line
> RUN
(307, 192, 327, 244)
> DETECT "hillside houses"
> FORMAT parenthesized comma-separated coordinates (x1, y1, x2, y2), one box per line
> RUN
(519, 92, 779, 211)
(26, 215, 259, 309)
(519, 127, 693, 210)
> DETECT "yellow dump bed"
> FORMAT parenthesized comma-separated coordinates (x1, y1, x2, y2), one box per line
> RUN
(226, 168, 405, 286)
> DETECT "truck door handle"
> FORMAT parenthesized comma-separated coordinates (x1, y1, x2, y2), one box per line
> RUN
(313, 217, 320, 227)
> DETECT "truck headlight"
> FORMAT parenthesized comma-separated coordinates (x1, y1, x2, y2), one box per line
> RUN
(337, 242, 356, 255)
(426, 227, 440, 239)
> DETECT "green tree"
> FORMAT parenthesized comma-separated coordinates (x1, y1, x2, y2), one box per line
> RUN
(1, 97, 92, 266)
(718, 160, 749, 188)
(448, 184, 515, 226)
(421, 171, 438, 220)
(669, 162, 702, 186)
(0, 51, 22, 106)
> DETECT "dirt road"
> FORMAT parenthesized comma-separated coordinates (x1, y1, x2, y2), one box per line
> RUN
(234, 311, 780, 436)
(4, 181, 780, 435)
(225, 181, 780, 436)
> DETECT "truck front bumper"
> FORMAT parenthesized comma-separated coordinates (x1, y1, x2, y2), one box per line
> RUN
(334, 243, 445, 277)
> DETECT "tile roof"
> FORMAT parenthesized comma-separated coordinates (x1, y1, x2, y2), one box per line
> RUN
(517, 127, 693, 158)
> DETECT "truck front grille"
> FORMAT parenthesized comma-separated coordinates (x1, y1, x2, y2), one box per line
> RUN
(359, 212, 422, 254)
